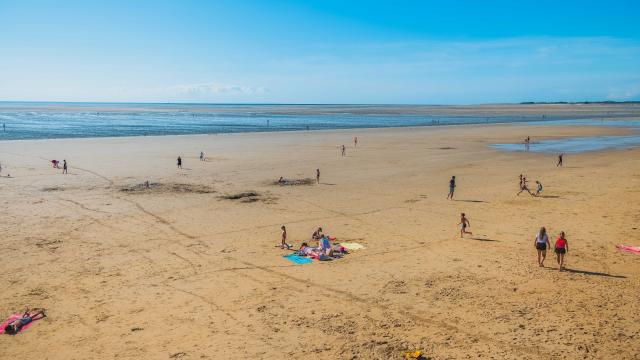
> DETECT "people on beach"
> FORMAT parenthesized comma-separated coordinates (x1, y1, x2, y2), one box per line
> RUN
(354, 136, 358, 148)
(447, 176, 456, 200)
(535, 181, 543, 196)
(199, 151, 204, 161)
(554, 231, 569, 271)
(524, 136, 530, 151)
(51, 160, 59, 168)
(534, 227, 550, 267)
(458, 213, 472, 238)
(62, 160, 68, 174)
(341, 145, 346, 156)
(280, 225, 291, 249)
(177, 156, 182, 169)
(319, 234, 333, 256)
(316, 168, 320, 184)
(278, 176, 285, 183)
(517, 176, 533, 196)
(3, 308, 46, 335)
(312, 227, 323, 241)
(557, 153, 564, 167)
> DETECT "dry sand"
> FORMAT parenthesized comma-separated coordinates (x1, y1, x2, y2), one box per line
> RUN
(0, 123, 639, 359)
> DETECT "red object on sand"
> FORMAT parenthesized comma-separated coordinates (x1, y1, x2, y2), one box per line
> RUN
(616, 244, 640, 255)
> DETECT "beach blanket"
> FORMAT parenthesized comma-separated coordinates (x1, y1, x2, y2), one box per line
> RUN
(616, 244, 640, 255)
(0, 313, 38, 334)
(283, 253, 313, 265)
(340, 242, 365, 250)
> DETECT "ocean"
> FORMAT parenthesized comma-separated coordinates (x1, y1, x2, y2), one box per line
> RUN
(1, 101, 638, 141)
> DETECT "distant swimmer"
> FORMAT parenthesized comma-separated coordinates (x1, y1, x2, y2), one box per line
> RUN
(557, 153, 564, 167)
(341, 145, 346, 157)
(62, 160, 68, 174)
(447, 176, 456, 200)
(458, 213, 472, 238)
(316, 168, 320, 184)
(535, 181, 543, 196)
(534, 227, 550, 267)
(177, 156, 182, 169)
(280, 225, 291, 249)
(554, 231, 569, 271)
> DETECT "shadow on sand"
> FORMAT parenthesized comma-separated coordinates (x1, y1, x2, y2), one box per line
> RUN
(469, 237, 499, 242)
(454, 199, 488, 203)
(539, 195, 561, 199)
(547, 267, 626, 278)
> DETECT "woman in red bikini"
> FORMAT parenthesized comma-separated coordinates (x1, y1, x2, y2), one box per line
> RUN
(554, 231, 569, 271)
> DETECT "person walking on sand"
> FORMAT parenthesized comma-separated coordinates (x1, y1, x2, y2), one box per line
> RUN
(557, 153, 564, 167)
(62, 160, 68, 174)
(341, 145, 346, 156)
(199, 151, 204, 161)
(554, 231, 569, 271)
(447, 176, 456, 200)
(354, 136, 358, 148)
(534, 227, 550, 267)
(458, 213, 472, 238)
(280, 225, 291, 249)
(177, 156, 182, 169)
(316, 168, 320, 184)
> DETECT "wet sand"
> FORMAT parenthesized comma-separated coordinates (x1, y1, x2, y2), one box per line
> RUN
(0, 123, 638, 359)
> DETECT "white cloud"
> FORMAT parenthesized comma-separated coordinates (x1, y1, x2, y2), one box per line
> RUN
(164, 82, 270, 97)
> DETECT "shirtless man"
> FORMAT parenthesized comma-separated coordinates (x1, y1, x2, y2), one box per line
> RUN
(459, 213, 472, 238)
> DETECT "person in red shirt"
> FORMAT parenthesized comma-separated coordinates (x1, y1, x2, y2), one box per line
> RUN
(554, 231, 569, 271)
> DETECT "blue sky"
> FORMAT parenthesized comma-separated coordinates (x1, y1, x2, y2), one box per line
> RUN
(0, 0, 639, 104)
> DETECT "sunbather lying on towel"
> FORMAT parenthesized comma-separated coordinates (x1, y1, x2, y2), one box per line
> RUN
(4, 308, 46, 335)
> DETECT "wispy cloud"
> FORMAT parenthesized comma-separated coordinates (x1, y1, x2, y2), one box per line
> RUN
(164, 82, 270, 97)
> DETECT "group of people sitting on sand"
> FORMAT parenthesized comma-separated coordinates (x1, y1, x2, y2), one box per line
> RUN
(280, 225, 346, 260)
(534, 227, 569, 271)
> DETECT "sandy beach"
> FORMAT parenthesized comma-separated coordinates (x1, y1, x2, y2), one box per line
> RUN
(0, 122, 639, 359)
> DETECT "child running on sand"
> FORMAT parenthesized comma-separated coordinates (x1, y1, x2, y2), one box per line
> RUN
(458, 213, 472, 238)
(447, 176, 456, 200)
(535, 181, 543, 196)
(280, 225, 291, 249)
(3, 308, 46, 335)
(534, 227, 550, 267)
(554, 231, 569, 271)
(517, 176, 533, 196)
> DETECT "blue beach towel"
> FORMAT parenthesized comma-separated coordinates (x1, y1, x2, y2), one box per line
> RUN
(283, 253, 313, 265)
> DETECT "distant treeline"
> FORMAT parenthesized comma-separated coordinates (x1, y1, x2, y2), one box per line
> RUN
(520, 101, 640, 105)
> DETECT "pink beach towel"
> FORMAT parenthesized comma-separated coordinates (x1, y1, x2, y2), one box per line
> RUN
(616, 244, 640, 255)
(0, 313, 39, 334)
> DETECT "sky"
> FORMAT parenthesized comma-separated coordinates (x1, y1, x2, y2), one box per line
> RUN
(0, 0, 639, 104)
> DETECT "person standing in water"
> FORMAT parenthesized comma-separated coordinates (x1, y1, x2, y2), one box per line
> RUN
(280, 225, 291, 249)
(177, 156, 182, 169)
(557, 153, 564, 167)
(447, 176, 456, 200)
(62, 160, 68, 174)
(554, 231, 569, 271)
(534, 227, 550, 267)
(316, 168, 320, 184)
(458, 213, 472, 238)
